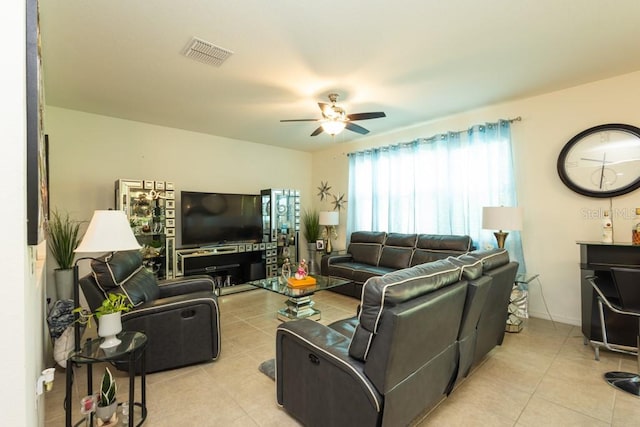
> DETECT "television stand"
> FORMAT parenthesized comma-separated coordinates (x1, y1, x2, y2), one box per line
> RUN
(175, 242, 276, 295)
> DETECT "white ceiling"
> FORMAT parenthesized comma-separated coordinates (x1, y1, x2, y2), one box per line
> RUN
(39, 0, 640, 152)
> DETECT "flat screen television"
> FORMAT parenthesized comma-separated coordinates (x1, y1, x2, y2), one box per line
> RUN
(181, 191, 262, 246)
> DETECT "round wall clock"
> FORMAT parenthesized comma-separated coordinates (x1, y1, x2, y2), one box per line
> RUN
(557, 123, 640, 198)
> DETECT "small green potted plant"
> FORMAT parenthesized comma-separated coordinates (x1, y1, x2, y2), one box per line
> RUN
(95, 367, 118, 422)
(46, 210, 84, 300)
(74, 293, 133, 349)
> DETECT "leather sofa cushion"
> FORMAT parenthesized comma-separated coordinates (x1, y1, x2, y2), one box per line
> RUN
(466, 248, 510, 272)
(329, 262, 394, 285)
(379, 246, 413, 269)
(410, 249, 454, 266)
(416, 234, 472, 251)
(447, 255, 484, 280)
(349, 259, 461, 361)
(379, 233, 417, 269)
(91, 250, 160, 306)
(384, 233, 417, 247)
(410, 234, 473, 266)
(348, 231, 386, 265)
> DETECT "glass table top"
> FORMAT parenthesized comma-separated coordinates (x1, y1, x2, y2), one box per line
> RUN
(69, 331, 147, 363)
(246, 275, 350, 298)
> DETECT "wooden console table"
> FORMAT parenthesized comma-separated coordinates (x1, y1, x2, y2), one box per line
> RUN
(578, 241, 640, 351)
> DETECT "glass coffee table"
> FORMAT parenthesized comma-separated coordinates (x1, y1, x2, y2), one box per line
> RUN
(246, 275, 350, 321)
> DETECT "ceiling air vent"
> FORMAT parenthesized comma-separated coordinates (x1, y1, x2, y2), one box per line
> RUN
(183, 37, 233, 67)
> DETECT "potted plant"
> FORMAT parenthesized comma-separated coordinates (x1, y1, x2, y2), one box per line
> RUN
(74, 293, 133, 349)
(47, 210, 84, 300)
(301, 209, 320, 274)
(94, 367, 118, 423)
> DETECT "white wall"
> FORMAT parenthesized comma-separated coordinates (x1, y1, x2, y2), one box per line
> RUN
(2, 0, 46, 425)
(312, 71, 640, 326)
(46, 72, 640, 328)
(45, 107, 315, 288)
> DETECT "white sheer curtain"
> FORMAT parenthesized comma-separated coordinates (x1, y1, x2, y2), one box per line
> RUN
(347, 120, 524, 269)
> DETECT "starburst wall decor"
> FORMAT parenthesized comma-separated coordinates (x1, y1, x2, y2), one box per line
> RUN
(317, 181, 347, 211)
(332, 193, 347, 211)
(317, 181, 332, 201)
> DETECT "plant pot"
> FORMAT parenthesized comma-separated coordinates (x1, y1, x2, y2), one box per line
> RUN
(98, 312, 122, 349)
(306, 243, 319, 275)
(54, 268, 74, 301)
(95, 401, 117, 423)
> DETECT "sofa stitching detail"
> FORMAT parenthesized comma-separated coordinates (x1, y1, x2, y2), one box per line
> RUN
(361, 327, 375, 361)
(371, 266, 461, 334)
(279, 327, 382, 413)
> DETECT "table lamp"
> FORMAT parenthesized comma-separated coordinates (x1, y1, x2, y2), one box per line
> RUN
(482, 206, 523, 249)
(319, 211, 339, 254)
(72, 210, 141, 351)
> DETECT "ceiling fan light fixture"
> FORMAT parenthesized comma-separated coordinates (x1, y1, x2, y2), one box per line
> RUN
(321, 120, 346, 136)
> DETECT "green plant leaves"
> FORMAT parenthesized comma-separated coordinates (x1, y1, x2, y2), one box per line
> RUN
(46, 210, 84, 269)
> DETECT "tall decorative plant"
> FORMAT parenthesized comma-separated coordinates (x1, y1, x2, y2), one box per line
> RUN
(302, 209, 321, 243)
(301, 209, 320, 274)
(47, 209, 83, 269)
(47, 210, 84, 300)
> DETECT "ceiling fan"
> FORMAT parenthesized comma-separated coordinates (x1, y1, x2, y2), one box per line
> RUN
(280, 93, 386, 137)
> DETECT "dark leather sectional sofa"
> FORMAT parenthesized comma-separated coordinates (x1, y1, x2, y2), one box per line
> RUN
(277, 232, 518, 426)
(321, 231, 474, 298)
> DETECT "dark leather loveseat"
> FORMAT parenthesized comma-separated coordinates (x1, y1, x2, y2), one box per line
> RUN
(79, 250, 221, 373)
(321, 231, 474, 298)
(277, 248, 518, 426)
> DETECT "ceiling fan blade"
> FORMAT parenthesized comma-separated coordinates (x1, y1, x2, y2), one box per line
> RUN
(280, 119, 320, 122)
(347, 112, 386, 121)
(345, 122, 369, 135)
(310, 126, 324, 136)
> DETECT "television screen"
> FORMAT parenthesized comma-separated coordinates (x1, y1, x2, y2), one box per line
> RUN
(181, 191, 262, 246)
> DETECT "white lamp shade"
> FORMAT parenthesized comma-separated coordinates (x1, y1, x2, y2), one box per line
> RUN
(321, 120, 346, 136)
(482, 206, 523, 231)
(319, 211, 339, 226)
(75, 210, 141, 253)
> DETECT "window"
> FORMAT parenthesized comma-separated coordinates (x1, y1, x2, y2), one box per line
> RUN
(347, 120, 524, 267)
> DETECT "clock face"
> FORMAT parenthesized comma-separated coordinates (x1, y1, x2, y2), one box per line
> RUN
(557, 124, 640, 198)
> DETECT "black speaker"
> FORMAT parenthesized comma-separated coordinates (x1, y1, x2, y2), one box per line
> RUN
(249, 262, 266, 281)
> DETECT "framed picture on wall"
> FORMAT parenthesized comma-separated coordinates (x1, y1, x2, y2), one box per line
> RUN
(26, 0, 48, 245)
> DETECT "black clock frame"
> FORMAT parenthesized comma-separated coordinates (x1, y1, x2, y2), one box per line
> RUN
(557, 123, 640, 198)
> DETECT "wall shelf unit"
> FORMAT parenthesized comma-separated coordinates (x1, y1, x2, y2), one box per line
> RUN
(115, 179, 176, 280)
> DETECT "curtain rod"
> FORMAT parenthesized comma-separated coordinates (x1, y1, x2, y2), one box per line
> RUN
(347, 116, 522, 156)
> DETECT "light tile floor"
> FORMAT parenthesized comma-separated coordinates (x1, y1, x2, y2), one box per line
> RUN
(45, 289, 640, 426)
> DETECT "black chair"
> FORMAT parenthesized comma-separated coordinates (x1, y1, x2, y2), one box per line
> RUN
(588, 267, 640, 396)
(79, 250, 221, 373)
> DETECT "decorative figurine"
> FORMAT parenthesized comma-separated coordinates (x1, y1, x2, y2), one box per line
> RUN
(295, 259, 309, 280)
(281, 258, 291, 279)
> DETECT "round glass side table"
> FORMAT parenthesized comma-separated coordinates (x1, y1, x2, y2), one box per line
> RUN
(65, 331, 148, 426)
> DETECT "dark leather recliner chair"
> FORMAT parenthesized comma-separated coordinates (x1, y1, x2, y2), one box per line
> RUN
(79, 250, 220, 373)
(276, 249, 518, 426)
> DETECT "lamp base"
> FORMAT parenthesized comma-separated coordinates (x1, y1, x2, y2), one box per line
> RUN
(493, 231, 509, 249)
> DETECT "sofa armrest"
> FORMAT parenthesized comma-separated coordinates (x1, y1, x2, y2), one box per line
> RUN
(157, 275, 215, 298)
(122, 290, 218, 320)
(119, 290, 220, 373)
(321, 253, 354, 274)
(276, 319, 382, 425)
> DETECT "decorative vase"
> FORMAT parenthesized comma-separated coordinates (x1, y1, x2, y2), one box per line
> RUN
(98, 312, 122, 349)
(307, 243, 319, 275)
(54, 268, 74, 301)
(95, 401, 117, 423)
